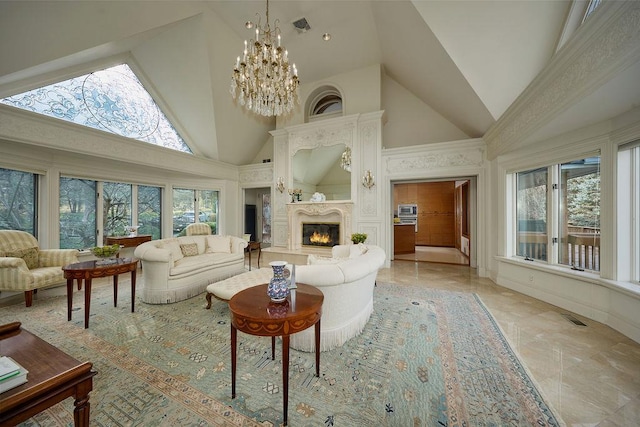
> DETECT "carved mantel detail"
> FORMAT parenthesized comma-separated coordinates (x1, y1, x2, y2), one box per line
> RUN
(286, 201, 354, 250)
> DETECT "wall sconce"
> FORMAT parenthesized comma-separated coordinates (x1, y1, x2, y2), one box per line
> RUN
(362, 170, 375, 189)
(276, 177, 285, 193)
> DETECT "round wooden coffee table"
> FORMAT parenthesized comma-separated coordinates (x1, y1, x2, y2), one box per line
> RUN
(63, 257, 138, 329)
(228, 283, 323, 426)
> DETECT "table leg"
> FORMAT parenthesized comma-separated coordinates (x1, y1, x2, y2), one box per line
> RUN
(257, 247, 261, 268)
(231, 324, 237, 399)
(248, 248, 252, 271)
(315, 319, 321, 377)
(282, 335, 290, 426)
(66, 278, 74, 321)
(73, 378, 93, 427)
(113, 274, 118, 307)
(77, 278, 82, 291)
(131, 269, 136, 313)
(271, 336, 276, 360)
(84, 279, 92, 329)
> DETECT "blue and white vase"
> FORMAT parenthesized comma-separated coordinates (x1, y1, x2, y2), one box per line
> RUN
(267, 261, 290, 303)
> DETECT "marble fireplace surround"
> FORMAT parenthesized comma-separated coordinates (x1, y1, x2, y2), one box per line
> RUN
(286, 201, 353, 251)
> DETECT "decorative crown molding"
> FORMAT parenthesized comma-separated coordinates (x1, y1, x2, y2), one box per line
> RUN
(485, 1, 640, 159)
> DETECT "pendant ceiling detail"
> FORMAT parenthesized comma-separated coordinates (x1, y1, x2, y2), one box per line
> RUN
(230, 0, 300, 117)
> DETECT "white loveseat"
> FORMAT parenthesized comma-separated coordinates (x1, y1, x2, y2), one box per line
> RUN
(134, 235, 247, 304)
(206, 243, 385, 352)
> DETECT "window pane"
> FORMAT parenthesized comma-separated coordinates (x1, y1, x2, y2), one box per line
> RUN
(173, 188, 195, 236)
(199, 190, 219, 235)
(60, 177, 96, 249)
(138, 185, 162, 240)
(516, 168, 547, 261)
(103, 182, 132, 243)
(559, 156, 601, 271)
(0, 168, 36, 235)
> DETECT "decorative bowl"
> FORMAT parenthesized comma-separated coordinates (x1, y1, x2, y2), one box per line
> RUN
(91, 244, 120, 258)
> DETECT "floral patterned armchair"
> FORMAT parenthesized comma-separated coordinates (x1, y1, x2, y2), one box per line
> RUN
(0, 230, 78, 307)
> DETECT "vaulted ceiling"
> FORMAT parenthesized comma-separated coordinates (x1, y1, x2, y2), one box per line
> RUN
(1, 1, 638, 166)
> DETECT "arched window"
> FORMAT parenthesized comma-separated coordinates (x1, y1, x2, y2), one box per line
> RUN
(306, 86, 343, 122)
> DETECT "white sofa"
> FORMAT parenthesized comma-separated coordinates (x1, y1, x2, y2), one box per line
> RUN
(134, 235, 247, 304)
(206, 243, 386, 352)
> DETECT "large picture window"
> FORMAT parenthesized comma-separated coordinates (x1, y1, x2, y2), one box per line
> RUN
(103, 182, 132, 241)
(516, 167, 547, 261)
(138, 185, 162, 240)
(514, 154, 601, 272)
(0, 168, 37, 236)
(172, 188, 219, 236)
(60, 177, 97, 249)
(60, 178, 163, 248)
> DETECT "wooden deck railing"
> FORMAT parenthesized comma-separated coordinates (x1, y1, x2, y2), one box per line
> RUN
(517, 230, 600, 271)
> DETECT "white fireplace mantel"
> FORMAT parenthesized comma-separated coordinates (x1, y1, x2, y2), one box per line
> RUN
(286, 201, 354, 250)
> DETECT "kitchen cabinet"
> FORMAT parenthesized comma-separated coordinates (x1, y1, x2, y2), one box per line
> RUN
(415, 182, 455, 246)
(393, 183, 418, 206)
(394, 224, 415, 254)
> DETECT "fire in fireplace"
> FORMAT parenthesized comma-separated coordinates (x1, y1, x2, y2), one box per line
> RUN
(302, 222, 340, 247)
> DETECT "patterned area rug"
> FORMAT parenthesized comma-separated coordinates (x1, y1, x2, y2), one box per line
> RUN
(0, 280, 564, 426)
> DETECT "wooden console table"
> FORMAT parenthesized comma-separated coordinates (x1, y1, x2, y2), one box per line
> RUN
(105, 234, 152, 248)
(63, 257, 138, 329)
(245, 241, 261, 270)
(0, 322, 96, 427)
(228, 283, 323, 426)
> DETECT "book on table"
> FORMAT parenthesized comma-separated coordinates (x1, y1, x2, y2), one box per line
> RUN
(0, 355, 28, 393)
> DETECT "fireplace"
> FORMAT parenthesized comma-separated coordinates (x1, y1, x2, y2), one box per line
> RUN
(286, 201, 354, 250)
(302, 222, 340, 247)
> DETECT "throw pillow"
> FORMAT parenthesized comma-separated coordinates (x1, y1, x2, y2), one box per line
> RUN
(6, 247, 39, 269)
(180, 243, 199, 257)
(206, 235, 231, 253)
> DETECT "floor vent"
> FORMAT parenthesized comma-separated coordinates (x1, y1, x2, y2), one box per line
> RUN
(562, 313, 587, 326)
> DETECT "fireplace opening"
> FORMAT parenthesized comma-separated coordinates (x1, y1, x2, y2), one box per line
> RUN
(302, 222, 340, 247)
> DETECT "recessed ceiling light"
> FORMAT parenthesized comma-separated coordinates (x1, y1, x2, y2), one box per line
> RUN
(322, 33, 331, 41)
(245, 21, 254, 29)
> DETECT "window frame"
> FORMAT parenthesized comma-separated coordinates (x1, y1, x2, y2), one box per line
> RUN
(511, 151, 602, 273)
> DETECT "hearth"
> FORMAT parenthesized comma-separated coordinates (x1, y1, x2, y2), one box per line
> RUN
(302, 222, 340, 247)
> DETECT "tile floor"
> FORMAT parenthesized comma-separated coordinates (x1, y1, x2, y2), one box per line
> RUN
(393, 245, 470, 265)
(2, 260, 639, 426)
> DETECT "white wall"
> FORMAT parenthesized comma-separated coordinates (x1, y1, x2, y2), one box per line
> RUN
(381, 73, 469, 149)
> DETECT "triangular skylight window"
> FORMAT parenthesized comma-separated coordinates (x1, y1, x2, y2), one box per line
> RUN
(0, 64, 192, 154)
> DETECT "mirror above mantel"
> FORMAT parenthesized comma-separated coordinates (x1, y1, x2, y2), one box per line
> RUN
(292, 143, 351, 201)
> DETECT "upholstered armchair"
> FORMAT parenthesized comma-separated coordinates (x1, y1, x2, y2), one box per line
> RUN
(0, 230, 78, 307)
(185, 223, 212, 236)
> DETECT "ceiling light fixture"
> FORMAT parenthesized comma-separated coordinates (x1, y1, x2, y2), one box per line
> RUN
(230, 0, 300, 117)
(322, 33, 331, 41)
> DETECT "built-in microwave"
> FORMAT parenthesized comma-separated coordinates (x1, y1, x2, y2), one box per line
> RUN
(398, 204, 418, 217)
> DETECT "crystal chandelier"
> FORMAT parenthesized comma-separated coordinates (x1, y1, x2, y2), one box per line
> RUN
(340, 147, 351, 172)
(230, 0, 300, 117)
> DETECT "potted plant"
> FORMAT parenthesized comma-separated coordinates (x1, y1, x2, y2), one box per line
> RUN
(350, 233, 367, 244)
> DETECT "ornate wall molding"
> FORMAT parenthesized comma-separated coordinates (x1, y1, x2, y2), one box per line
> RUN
(385, 146, 484, 175)
(288, 123, 355, 156)
(239, 165, 273, 183)
(0, 105, 238, 180)
(485, 1, 640, 159)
